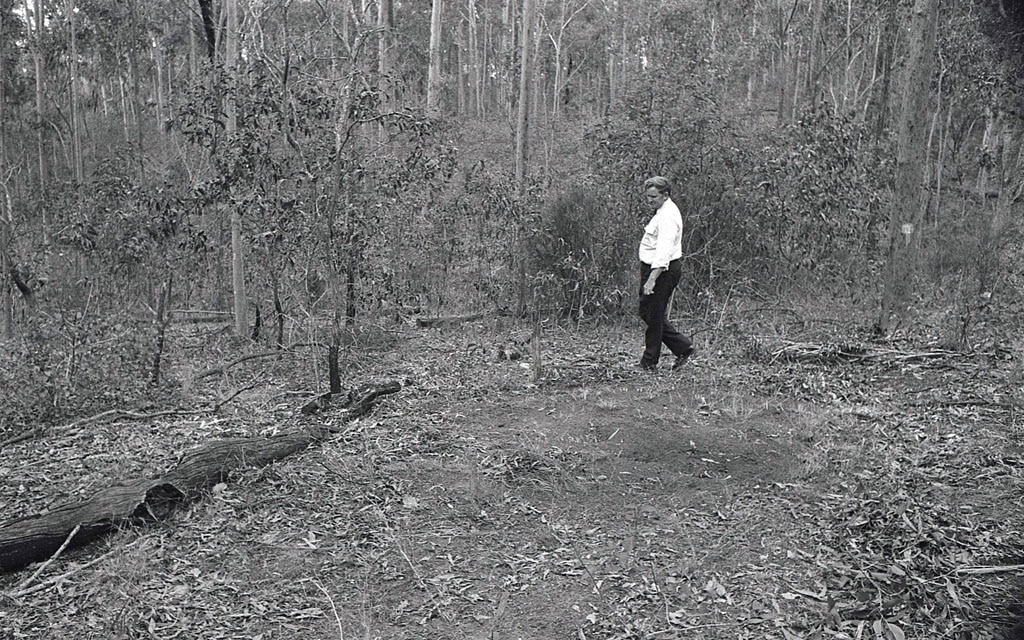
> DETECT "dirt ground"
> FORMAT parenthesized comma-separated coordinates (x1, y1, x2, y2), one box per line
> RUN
(1, 318, 1022, 639)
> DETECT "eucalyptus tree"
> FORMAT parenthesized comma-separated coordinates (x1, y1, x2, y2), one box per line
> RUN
(427, 0, 442, 115)
(877, 0, 938, 334)
(0, 0, 19, 337)
(514, 0, 535, 193)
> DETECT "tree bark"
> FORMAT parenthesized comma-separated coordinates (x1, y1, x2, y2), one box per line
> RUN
(807, 0, 825, 110)
(378, 0, 393, 140)
(867, 0, 900, 139)
(30, 0, 49, 258)
(514, 0, 535, 195)
(67, 0, 83, 183)
(0, 382, 401, 574)
(0, 0, 10, 337)
(198, 0, 217, 60)
(877, 0, 938, 334)
(224, 0, 248, 337)
(127, 0, 145, 181)
(467, 0, 482, 119)
(427, 0, 443, 116)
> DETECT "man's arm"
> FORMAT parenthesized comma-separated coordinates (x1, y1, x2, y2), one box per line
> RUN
(643, 267, 664, 295)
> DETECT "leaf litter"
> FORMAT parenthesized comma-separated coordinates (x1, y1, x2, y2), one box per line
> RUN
(0, 318, 1022, 639)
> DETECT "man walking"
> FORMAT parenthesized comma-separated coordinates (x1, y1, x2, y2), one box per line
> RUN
(637, 176, 694, 371)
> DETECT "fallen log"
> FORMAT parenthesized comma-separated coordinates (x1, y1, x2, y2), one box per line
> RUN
(194, 350, 285, 379)
(168, 310, 233, 324)
(762, 339, 962, 365)
(415, 312, 484, 328)
(193, 343, 329, 380)
(0, 381, 400, 575)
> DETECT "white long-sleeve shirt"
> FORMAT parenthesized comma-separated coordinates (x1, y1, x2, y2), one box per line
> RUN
(638, 198, 683, 269)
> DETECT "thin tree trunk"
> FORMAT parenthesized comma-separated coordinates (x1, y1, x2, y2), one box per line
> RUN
(427, 0, 443, 116)
(868, 0, 899, 139)
(514, 0, 535, 194)
(456, 27, 466, 114)
(0, 218, 10, 339)
(154, 33, 166, 131)
(127, 0, 144, 181)
(273, 276, 284, 348)
(551, 42, 562, 121)
(468, 0, 482, 119)
(807, 0, 825, 109)
(0, 0, 9, 337)
(189, 12, 199, 80)
(378, 0, 393, 138)
(119, 75, 131, 143)
(501, 0, 515, 121)
(68, 0, 83, 183)
(28, 0, 52, 272)
(225, 0, 248, 337)
(30, 0, 47, 219)
(151, 276, 172, 385)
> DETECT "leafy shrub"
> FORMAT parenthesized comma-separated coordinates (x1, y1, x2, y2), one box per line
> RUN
(744, 105, 889, 281)
(527, 187, 632, 319)
(0, 308, 157, 432)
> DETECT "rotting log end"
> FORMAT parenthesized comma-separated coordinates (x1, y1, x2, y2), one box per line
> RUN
(0, 479, 182, 574)
(0, 381, 402, 575)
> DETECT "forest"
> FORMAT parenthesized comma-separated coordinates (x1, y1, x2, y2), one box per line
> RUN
(1, 0, 1023, 638)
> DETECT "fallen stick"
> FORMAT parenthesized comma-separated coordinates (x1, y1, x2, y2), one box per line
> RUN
(13, 524, 81, 593)
(908, 399, 1021, 410)
(0, 428, 46, 449)
(6, 536, 147, 600)
(956, 564, 1024, 575)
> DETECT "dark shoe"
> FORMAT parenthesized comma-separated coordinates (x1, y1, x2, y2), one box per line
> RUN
(672, 346, 696, 370)
(638, 360, 658, 371)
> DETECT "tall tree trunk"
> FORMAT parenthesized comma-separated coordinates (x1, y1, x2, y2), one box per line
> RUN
(456, 26, 466, 114)
(427, 0, 443, 116)
(225, 0, 248, 337)
(807, 0, 825, 110)
(501, 0, 516, 121)
(30, 0, 48, 253)
(867, 0, 900, 139)
(378, 0, 393, 140)
(514, 0, 535, 194)
(0, 0, 10, 338)
(877, 0, 938, 334)
(30, 0, 46, 190)
(548, 0, 588, 121)
(153, 32, 166, 132)
(467, 0, 482, 119)
(189, 12, 199, 80)
(127, 0, 144, 181)
(68, 0, 83, 183)
(0, 213, 10, 339)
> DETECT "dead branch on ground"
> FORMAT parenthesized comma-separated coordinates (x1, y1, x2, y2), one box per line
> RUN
(0, 381, 400, 575)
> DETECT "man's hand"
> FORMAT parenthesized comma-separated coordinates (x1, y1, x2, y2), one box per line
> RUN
(643, 268, 664, 296)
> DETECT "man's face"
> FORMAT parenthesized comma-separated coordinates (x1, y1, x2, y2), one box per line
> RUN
(645, 187, 667, 211)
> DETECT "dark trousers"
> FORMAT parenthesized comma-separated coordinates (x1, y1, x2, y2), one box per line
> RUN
(638, 259, 692, 366)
